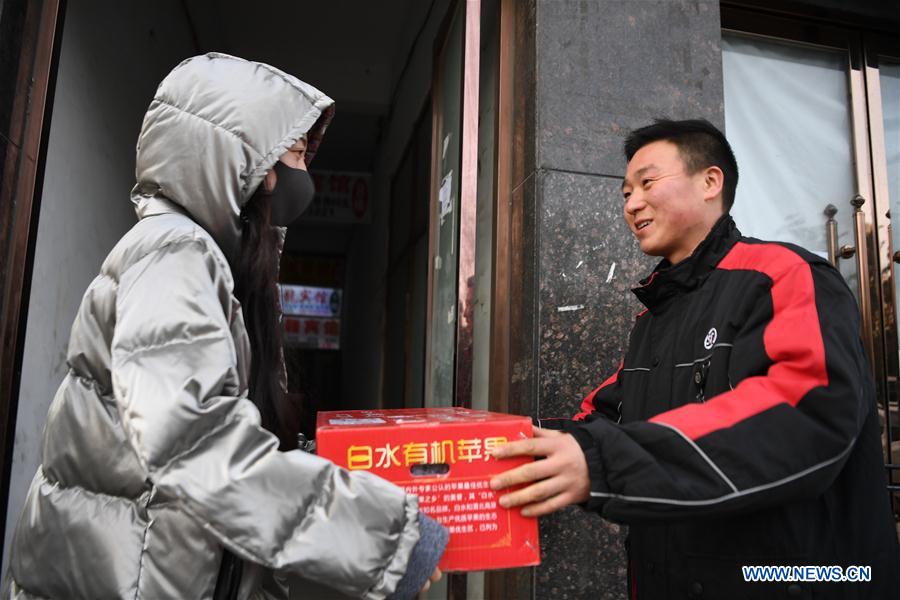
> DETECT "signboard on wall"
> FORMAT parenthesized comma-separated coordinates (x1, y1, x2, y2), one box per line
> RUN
(299, 170, 372, 225)
(279, 284, 342, 318)
(279, 255, 344, 288)
(279, 284, 342, 350)
(284, 316, 340, 350)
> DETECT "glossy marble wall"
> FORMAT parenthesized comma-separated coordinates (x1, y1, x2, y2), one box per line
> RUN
(513, 1, 725, 597)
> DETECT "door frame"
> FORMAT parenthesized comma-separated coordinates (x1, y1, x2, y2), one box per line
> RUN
(424, 0, 481, 411)
(863, 33, 900, 502)
(0, 0, 66, 559)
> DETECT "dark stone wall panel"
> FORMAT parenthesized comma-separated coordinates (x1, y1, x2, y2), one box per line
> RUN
(533, 170, 654, 600)
(537, 170, 653, 416)
(518, 2, 725, 598)
(538, 507, 628, 600)
(535, 0, 724, 176)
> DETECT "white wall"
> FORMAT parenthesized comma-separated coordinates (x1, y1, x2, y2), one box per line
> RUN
(3, 0, 194, 567)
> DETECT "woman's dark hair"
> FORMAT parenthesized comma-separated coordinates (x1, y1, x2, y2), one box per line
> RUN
(624, 118, 739, 211)
(233, 190, 300, 450)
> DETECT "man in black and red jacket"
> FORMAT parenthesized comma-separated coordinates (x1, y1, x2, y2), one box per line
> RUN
(490, 119, 899, 599)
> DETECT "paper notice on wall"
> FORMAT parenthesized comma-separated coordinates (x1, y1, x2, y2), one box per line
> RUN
(439, 170, 453, 224)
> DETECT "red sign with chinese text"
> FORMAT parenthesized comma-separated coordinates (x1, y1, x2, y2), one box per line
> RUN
(316, 407, 541, 572)
(301, 170, 371, 224)
(282, 316, 340, 349)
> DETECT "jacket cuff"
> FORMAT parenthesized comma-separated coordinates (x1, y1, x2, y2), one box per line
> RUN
(386, 514, 449, 600)
(366, 494, 422, 599)
(569, 422, 612, 513)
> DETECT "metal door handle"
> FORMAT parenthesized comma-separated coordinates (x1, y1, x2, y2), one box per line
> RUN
(825, 204, 857, 266)
(850, 195, 869, 282)
(849, 195, 875, 367)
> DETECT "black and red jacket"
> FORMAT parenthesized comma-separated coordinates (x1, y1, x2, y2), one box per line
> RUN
(550, 215, 899, 599)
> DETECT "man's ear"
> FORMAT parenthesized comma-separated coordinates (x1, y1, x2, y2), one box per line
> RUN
(703, 166, 725, 202)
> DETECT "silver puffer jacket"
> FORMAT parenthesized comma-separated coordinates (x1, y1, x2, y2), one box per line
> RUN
(5, 53, 420, 600)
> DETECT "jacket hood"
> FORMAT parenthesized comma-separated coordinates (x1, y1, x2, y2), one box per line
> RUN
(130, 52, 334, 262)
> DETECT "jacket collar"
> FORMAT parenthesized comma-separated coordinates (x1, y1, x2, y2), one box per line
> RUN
(632, 214, 741, 313)
(132, 193, 288, 267)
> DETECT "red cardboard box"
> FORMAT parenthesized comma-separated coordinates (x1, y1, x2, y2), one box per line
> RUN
(316, 407, 541, 572)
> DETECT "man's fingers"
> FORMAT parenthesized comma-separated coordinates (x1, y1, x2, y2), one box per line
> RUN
(490, 426, 562, 460)
(490, 432, 561, 459)
(520, 492, 572, 518)
(489, 462, 533, 491)
(490, 437, 537, 459)
(490, 454, 561, 490)
(496, 474, 568, 509)
(532, 425, 562, 438)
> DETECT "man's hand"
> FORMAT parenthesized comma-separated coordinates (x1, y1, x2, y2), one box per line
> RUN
(489, 426, 590, 517)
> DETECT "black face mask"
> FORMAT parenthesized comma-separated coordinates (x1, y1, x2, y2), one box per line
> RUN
(266, 161, 316, 226)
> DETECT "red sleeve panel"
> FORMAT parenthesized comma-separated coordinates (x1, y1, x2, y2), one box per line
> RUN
(574, 360, 623, 421)
(650, 242, 829, 439)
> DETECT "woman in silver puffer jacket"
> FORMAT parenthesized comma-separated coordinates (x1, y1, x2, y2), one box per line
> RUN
(3, 53, 445, 600)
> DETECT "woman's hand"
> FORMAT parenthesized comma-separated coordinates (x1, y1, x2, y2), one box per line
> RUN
(420, 567, 442, 594)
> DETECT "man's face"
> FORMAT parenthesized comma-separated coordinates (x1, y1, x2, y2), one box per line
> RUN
(622, 140, 718, 265)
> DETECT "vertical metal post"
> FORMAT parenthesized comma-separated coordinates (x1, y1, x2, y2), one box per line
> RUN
(848, 46, 884, 385)
(0, 0, 65, 562)
(488, 0, 514, 417)
(452, 0, 481, 411)
(863, 37, 900, 521)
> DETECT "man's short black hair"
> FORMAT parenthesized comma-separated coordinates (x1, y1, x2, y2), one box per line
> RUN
(624, 119, 739, 211)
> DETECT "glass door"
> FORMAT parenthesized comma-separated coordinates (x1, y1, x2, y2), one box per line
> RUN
(722, 22, 885, 401)
(865, 34, 900, 525)
(722, 33, 859, 295)
(722, 8, 900, 528)
(424, 0, 494, 598)
(426, 1, 468, 410)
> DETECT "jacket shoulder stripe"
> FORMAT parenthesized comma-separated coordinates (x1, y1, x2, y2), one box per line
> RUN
(652, 422, 739, 493)
(589, 435, 856, 507)
(649, 242, 828, 440)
